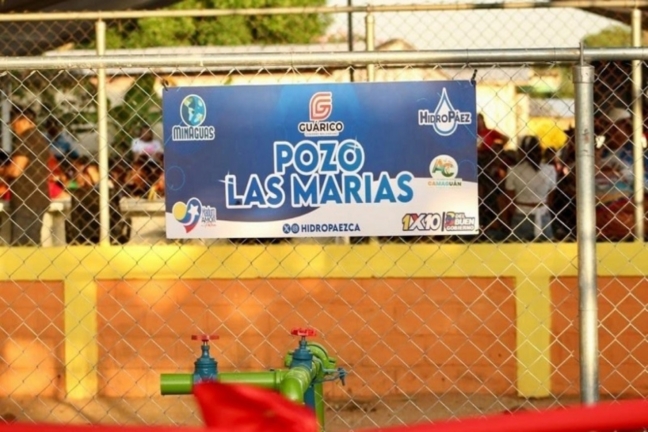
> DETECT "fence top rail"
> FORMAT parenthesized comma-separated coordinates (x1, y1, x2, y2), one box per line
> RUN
(0, 0, 644, 22)
(0, 47, 646, 71)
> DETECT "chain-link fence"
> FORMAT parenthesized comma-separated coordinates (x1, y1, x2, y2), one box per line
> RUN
(1, 3, 648, 432)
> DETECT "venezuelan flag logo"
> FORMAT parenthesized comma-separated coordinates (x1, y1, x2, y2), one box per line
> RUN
(172, 197, 203, 233)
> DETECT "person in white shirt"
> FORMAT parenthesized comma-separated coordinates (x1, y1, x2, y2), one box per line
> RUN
(131, 126, 163, 158)
(503, 135, 557, 241)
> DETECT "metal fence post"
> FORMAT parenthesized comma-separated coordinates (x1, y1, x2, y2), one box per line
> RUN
(632, 8, 644, 241)
(573, 61, 599, 405)
(348, 0, 354, 82)
(1, 83, 12, 152)
(96, 19, 110, 246)
(365, 11, 375, 82)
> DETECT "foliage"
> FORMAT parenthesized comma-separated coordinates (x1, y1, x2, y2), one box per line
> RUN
(529, 25, 639, 101)
(582, 25, 632, 48)
(86, 0, 331, 154)
(101, 0, 331, 49)
(554, 67, 574, 100)
(10, 72, 100, 135)
(523, 65, 575, 100)
(109, 75, 162, 155)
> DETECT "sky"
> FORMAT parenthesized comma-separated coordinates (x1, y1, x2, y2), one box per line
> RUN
(324, 0, 623, 50)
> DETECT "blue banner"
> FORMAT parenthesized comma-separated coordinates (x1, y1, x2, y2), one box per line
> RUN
(163, 81, 478, 238)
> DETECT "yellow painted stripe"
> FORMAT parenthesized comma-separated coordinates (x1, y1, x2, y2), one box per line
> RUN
(64, 276, 98, 400)
(0, 242, 645, 400)
(514, 273, 551, 397)
(508, 244, 581, 398)
(0, 242, 596, 280)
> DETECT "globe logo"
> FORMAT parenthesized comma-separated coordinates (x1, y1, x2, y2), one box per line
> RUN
(180, 95, 207, 127)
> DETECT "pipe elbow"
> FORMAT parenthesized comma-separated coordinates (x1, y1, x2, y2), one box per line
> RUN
(278, 367, 312, 404)
(279, 376, 304, 404)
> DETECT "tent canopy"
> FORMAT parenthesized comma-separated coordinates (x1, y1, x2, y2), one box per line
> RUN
(583, 6, 648, 29)
(0, 0, 179, 56)
(0, 1, 642, 57)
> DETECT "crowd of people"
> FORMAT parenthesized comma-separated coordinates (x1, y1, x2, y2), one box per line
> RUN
(476, 106, 648, 243)
(1, 104, 647, 246)
(0, 108, 166, 246)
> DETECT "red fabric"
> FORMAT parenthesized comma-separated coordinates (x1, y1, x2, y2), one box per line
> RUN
(47, 155, 59, 171)
(478, 128, 506, 149)
(356, 399, 648, 432)
(47, 154, 65, 199)
(49, 181, 64, 199)
(0, 183, 9, 200)
(0, 426, 203, 432)
(193, 381, 318, 432)
(1, 387, 648, 432)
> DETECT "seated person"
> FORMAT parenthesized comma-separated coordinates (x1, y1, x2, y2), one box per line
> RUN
(108, 156, 130, 191)
(0, 149, 9, 201)
(47, 153, 70, 200)
(124, 155, 159, 197)
(552, 129, 577, 240)
(46, 117, 80, 161)
(148, 154, 165, 199)
(595, 144, 648, 241)
(477, 113, 509, 153)
(503, 135, 557, 241)
(602, 107, 648, 189)
(131, 126, 163, 159)
(68, 157, 100, 190)
(148, 172, 165, 199)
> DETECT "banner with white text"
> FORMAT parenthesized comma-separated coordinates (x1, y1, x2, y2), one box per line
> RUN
(163, 81, 478, 239)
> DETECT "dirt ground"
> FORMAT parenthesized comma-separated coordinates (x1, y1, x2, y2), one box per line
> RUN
(0, 393, 588, 431)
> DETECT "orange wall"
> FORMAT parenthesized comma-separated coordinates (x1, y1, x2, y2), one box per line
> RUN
(96, 277, 517, 399)
(4, 275, 648, 400)
(5, 275, 647, 400)
(0, 281, 65, 398)
(551, 277, 648, 397)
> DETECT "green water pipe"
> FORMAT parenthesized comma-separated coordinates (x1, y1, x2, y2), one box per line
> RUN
(305, 342, 334, 369)
(161, 330, 344, 432)
(220, 371, 288, 389)
(313, 381, 325, 429)
(277, 365, 314, 404)
(161, 369, 326, 431)
(160, 373, 192, 395)
(160, 370, 289, 395)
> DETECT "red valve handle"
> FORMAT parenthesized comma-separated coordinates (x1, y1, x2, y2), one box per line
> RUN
(290, 328, 317, 337)
(191, 334, 219, 342)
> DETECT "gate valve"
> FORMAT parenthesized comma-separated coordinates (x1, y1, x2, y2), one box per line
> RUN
(289, 327, 316, 368)
(191, 334, 220, 344)
(191, 334, 219, 382)
(291, 327, 317, 339)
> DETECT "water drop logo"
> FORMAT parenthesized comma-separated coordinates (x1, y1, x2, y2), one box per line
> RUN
(418, 88, 472, 137)
(172, 197, 203, 233)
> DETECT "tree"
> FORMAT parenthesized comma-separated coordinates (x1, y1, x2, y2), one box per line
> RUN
(103, 0, 331, 49)
(8, 71, 100, 137)
(583, 25, 632, 48)
(542, 25, 640, 100)
(109, 75, 162, 155)
(90, 0, 330, 156)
